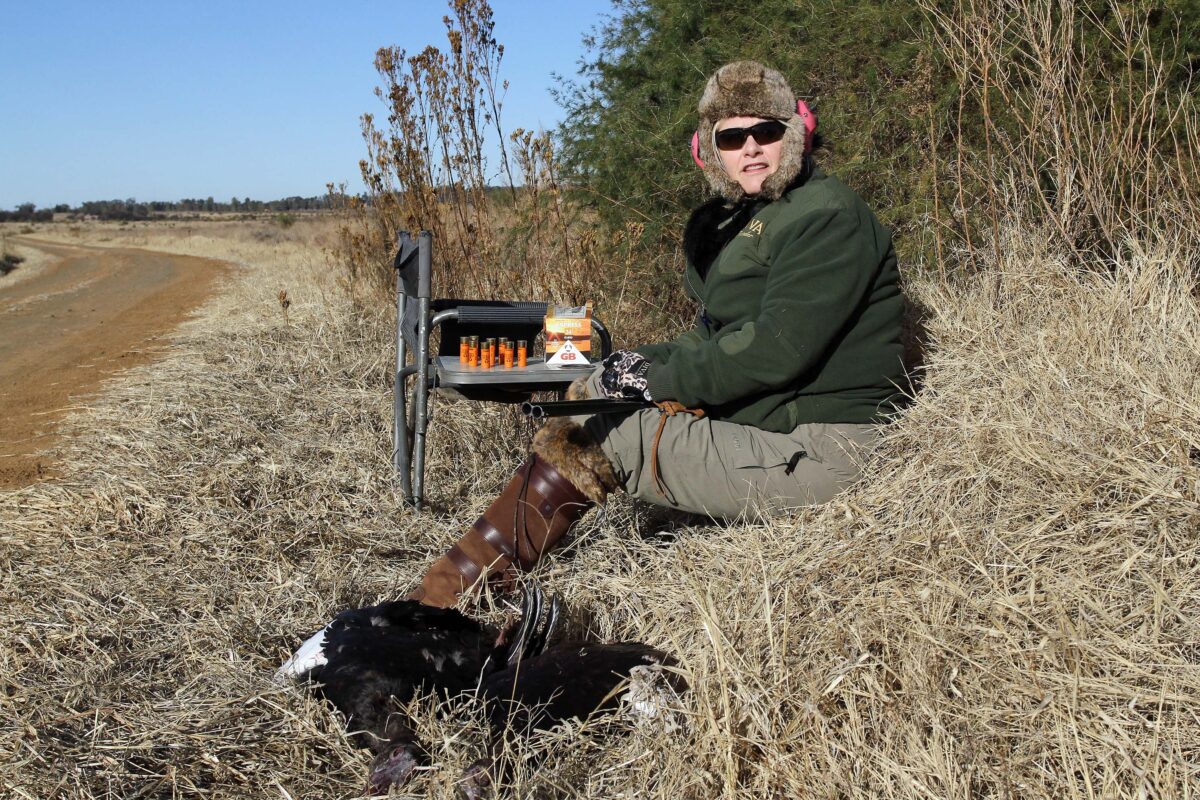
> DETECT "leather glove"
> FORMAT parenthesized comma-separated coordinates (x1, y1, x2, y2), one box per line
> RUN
(599, 350, 654, 402)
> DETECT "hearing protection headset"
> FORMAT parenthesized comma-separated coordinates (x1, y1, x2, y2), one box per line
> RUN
(690, 99, 817, 168)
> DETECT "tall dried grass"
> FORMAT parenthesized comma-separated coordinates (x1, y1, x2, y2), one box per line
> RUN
(921, 0, 1199, 273)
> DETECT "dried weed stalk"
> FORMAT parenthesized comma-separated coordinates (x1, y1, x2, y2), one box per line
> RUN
(333, 0, 687, 349)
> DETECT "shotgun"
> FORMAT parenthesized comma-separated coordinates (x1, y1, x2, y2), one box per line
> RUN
(521, 399, 648, 419)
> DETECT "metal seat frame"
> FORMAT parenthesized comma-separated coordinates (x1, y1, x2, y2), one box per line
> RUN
(392, 231, 612, 509)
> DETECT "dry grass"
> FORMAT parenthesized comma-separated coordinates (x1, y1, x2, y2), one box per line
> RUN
(0, 233, 57, 288)
(8, 214, 340, 273)
(1, 211, 1197, 799)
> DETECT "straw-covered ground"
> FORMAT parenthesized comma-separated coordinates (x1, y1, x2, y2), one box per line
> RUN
(2, 218, 1197, 798)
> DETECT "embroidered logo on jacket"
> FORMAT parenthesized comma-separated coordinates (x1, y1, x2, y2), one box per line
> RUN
(738, 218, 765, 238)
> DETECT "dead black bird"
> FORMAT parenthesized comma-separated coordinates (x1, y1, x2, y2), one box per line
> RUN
(364, 638, 680, 798)
(277, 587, 683, 797)
(277, 587, 560, 785)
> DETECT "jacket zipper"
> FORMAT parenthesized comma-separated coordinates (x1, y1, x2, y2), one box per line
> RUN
(684, 267, 713, 332)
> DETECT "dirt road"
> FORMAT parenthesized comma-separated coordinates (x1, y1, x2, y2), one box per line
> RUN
(0, 238, 231, 488)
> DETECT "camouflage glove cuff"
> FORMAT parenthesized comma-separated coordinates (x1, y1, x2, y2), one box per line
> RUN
(599, 350, 654, 402)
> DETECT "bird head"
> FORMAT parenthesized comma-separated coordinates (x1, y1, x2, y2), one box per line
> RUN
(457, 757, 495, 800)
(364, 738, 425, 796)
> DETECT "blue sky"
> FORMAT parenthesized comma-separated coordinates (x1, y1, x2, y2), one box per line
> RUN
(0, 1, 614, 209)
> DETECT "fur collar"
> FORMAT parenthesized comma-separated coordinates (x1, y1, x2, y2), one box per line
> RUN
(683, 161, 814, 280)
(683, 197, 767, 280)
(683, 163, 814, 279)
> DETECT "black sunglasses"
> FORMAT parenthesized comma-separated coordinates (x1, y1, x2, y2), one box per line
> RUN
(714, 119, 788, 151)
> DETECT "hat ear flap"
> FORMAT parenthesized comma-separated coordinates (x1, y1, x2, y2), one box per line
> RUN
(696, 117, 746, 201)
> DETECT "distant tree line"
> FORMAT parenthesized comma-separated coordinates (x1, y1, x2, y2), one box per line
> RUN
(1, 203, 55, 223)
(0, 194, 344, 222)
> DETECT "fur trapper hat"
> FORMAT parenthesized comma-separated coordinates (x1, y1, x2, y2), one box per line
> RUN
(697, 60, 807, 202)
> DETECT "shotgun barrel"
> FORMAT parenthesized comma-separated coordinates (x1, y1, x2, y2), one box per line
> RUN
(521, 399, 649, 419)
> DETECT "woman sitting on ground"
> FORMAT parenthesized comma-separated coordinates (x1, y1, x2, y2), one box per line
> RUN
(410, 60, 905, 608)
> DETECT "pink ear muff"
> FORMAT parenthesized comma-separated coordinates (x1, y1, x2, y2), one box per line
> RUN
(690, 130, 705, 168)
(795, 98, 817, 154)
(690, 99, 818, 169)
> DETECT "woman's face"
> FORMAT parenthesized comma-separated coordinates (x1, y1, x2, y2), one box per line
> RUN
(714, 116, 785, 195)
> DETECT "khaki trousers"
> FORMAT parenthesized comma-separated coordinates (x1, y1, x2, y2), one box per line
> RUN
(574, 368, 878, 520)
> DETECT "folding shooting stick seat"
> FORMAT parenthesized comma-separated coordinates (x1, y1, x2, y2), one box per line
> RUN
(392, 231, 612, 509)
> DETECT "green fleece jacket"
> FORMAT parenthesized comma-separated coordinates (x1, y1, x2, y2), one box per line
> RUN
(636, 169, 904, 432)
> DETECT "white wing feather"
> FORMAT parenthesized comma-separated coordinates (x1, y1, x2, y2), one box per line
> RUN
(274, 626, 329, 684)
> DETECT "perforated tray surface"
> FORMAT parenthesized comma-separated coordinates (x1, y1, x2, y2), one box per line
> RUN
(434, 356, 593, 386)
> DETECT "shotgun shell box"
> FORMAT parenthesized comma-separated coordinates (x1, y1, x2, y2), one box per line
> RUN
(544, 302, 593, 355)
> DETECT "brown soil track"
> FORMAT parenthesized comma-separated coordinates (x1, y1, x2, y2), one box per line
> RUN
(0, 238, 232, 488)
